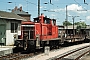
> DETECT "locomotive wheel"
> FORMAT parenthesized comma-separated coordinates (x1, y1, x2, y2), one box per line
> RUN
(14, 41, 21, 47)
(30, 41, 35, 45)
(24, 42, 27, 50)
(26, 40, 36, 53)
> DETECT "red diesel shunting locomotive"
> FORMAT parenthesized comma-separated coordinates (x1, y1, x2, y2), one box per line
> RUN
(14, 14, 60, 53)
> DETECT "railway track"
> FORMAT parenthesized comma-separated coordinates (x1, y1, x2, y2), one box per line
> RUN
(0, 52, 34, 60)
(0, 48, 44, 60)
(54, 44, 90, 60)
(0, 42, 89, 60)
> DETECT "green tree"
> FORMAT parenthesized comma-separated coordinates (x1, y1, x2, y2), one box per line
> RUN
(74, 22, 80, 25)
(76, 21, 86, 33)
(63, 21, 72, 26)
(76, 21, 86, 28)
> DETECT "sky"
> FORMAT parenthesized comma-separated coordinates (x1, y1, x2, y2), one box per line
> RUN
(0, 0, 90, 25)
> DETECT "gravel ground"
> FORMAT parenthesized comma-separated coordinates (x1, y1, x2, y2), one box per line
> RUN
(80, 55, 90, 60)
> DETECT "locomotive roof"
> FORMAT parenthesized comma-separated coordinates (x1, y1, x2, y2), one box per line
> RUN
(44, 17, 51, 20)
(34, 16, 53, 20)
(52, 19, 56, 21)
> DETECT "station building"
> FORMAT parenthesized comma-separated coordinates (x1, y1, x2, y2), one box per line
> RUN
(0, 11, 26, 45)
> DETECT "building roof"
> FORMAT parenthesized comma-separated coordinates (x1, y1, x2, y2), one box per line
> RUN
(12, 6, 30, 16)
(12, 10, 30, 16)
(0, 10, 27, 21)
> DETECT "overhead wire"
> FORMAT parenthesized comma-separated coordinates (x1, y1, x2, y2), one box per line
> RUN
(24, 0, 37, 6)
(74, 0, 87, 11)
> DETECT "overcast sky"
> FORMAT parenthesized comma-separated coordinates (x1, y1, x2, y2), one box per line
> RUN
(0, 0, 90, 25)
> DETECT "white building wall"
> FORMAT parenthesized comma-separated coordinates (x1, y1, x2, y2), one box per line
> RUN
(6, 21, 21, 45)
(6, 22, 16, 45)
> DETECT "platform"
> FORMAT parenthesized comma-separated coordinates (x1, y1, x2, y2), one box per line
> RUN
(26, 43, 90, 60)
(0, 46, 15, 56)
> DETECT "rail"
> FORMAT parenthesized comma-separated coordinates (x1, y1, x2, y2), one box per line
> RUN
(51, 45, 90, 60)
(75, 50, 90, 60)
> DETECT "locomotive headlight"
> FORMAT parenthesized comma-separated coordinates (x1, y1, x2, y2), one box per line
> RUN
(36, 34, 39, 38)
(13, 34, 18, 39)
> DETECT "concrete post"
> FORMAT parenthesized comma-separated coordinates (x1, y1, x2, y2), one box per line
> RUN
(44, 46, 50, 55)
